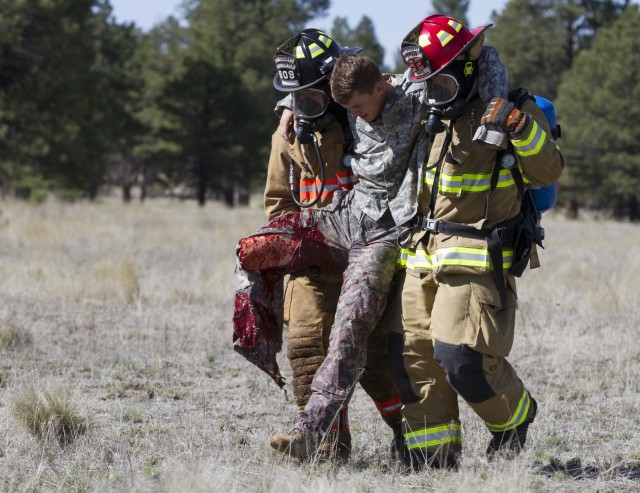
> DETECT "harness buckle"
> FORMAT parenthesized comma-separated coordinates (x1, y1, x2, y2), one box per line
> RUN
(419, 217, 439, 233)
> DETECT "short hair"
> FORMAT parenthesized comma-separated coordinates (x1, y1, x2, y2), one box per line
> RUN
(330, 54, 383, 105)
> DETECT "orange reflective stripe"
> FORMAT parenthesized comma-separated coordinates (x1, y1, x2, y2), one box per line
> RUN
(375, 396, 402, 417)
(336, 170, 357, 188)
(299, 170, 356, 200)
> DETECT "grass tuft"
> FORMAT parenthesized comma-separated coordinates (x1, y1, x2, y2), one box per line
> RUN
(0, 316, 33, 350)
(10, 384, 89, 447)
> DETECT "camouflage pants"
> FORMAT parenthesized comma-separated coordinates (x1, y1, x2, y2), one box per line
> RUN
(235, 190, 404, 434)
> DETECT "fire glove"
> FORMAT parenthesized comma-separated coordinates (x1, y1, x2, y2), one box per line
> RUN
(480, 97, 528, 134)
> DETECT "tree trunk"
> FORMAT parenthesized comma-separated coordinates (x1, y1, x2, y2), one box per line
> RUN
(122, 184, 132, 203)
(197, 157, 207, 207)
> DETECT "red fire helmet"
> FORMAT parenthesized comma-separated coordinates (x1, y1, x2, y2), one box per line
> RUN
(401, 14, 492, 82)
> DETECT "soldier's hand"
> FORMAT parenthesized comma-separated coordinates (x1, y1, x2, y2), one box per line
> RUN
(278, 109, 297, 140)
(480, 97, 527, 134)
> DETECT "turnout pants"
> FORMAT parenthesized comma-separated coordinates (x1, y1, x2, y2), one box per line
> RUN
(394, 270, 535, 456)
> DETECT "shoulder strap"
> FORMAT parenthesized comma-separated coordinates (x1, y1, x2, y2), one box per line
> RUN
(508, 87, 535, 110)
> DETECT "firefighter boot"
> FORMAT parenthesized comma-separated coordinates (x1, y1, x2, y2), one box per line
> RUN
(270, 428, 319, 462)
(377, 402, 405, 462)
(389, 427, 405, 465)
(400, 446, 460, 472)
(317, 409, 351, 463)
(486, 396, 538, 460)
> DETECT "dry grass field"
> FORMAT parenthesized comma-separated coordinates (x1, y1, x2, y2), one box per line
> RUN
(0, 197, 638, 492)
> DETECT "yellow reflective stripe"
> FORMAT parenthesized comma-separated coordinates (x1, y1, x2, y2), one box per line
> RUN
(306, 42, 326, 59)
(437, 30, 454, 47)
(317, 34, 332, 48)
(485, 390, 531, 433)
(418, 33, 431, 47)
(512, 120, 546, 157)
(400, 246, 514, 271)
(438, 246, 511, 268)
(448, 20, 462, 32)
(404, 423, 462, 450)
(396, 249, 407, 266)
(398, 247, 435, 270)
(424, 167, 518, 194)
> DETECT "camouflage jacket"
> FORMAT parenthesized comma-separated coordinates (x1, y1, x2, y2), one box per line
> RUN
(348, 73, 430, 226)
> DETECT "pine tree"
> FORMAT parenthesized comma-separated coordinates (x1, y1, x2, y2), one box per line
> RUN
(331, 16, 386, 68)
(556, 4, 640, 219)
(431, 0, 470, 26)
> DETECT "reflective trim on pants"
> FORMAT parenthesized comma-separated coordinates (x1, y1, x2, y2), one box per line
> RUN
(485, 389, 532, 433)
(404, 422, 462, 451)
(375, 396, 403, 417)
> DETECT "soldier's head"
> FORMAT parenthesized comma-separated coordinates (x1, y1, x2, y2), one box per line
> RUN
(273, 29, 361, 120)
(330, 54, 390, 123)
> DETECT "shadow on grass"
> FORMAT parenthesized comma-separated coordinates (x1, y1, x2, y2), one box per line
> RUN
(534, 457, 640, 481)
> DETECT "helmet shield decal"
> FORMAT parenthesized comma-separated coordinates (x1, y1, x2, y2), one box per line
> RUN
(273, 28, 354, 92)
(274, 52, 301, 89)
(401, 42, 431, 81)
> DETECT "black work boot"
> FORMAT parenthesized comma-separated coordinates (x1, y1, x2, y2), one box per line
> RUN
(389, 427, 405, 464)
(395, 446, 459, 473)
(486, 396, 538, 460)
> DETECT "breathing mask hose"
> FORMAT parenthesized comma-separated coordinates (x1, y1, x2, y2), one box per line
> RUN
(289, 132, 326, 209)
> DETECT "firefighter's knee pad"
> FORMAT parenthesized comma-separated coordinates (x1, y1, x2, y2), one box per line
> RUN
(287, 336, 325, 409)
(433, 341, 496, 404)
(387, 332, 419, 404)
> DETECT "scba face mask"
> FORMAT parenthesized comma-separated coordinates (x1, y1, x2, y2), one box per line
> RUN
(425, 72, 460, 106)
(423, 71, 466, 134)
(292, 88, 330, 119)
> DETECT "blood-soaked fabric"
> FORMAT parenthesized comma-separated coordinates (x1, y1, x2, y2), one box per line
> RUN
(233, 191, 407, 429)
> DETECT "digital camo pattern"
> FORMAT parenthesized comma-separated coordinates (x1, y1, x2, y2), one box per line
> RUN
(349, 73, 430, 226)
(478, 45, 509, 102)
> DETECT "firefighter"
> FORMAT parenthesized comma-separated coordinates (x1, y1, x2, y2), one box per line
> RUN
(393, 15, 565, 469)
(263, 29, 403, 462)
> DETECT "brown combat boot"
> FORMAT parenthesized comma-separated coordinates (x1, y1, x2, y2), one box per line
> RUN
(270, 428, 319, 462)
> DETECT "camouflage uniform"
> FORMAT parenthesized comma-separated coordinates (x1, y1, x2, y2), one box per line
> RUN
(234, 72, 429, 436)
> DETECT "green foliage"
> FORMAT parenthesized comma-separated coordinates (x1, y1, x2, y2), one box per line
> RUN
(487, 0, 567, 98)
(0, 0, 638, 213)
(158, 57, 258, 205)
(331, 16, 386, 68)
(488, 0, 630, 99)
(431, 0, 470, 25)
(164, 0, 330, 204)
(556, 5, 640, 218)
(0, 0, 144, 200)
